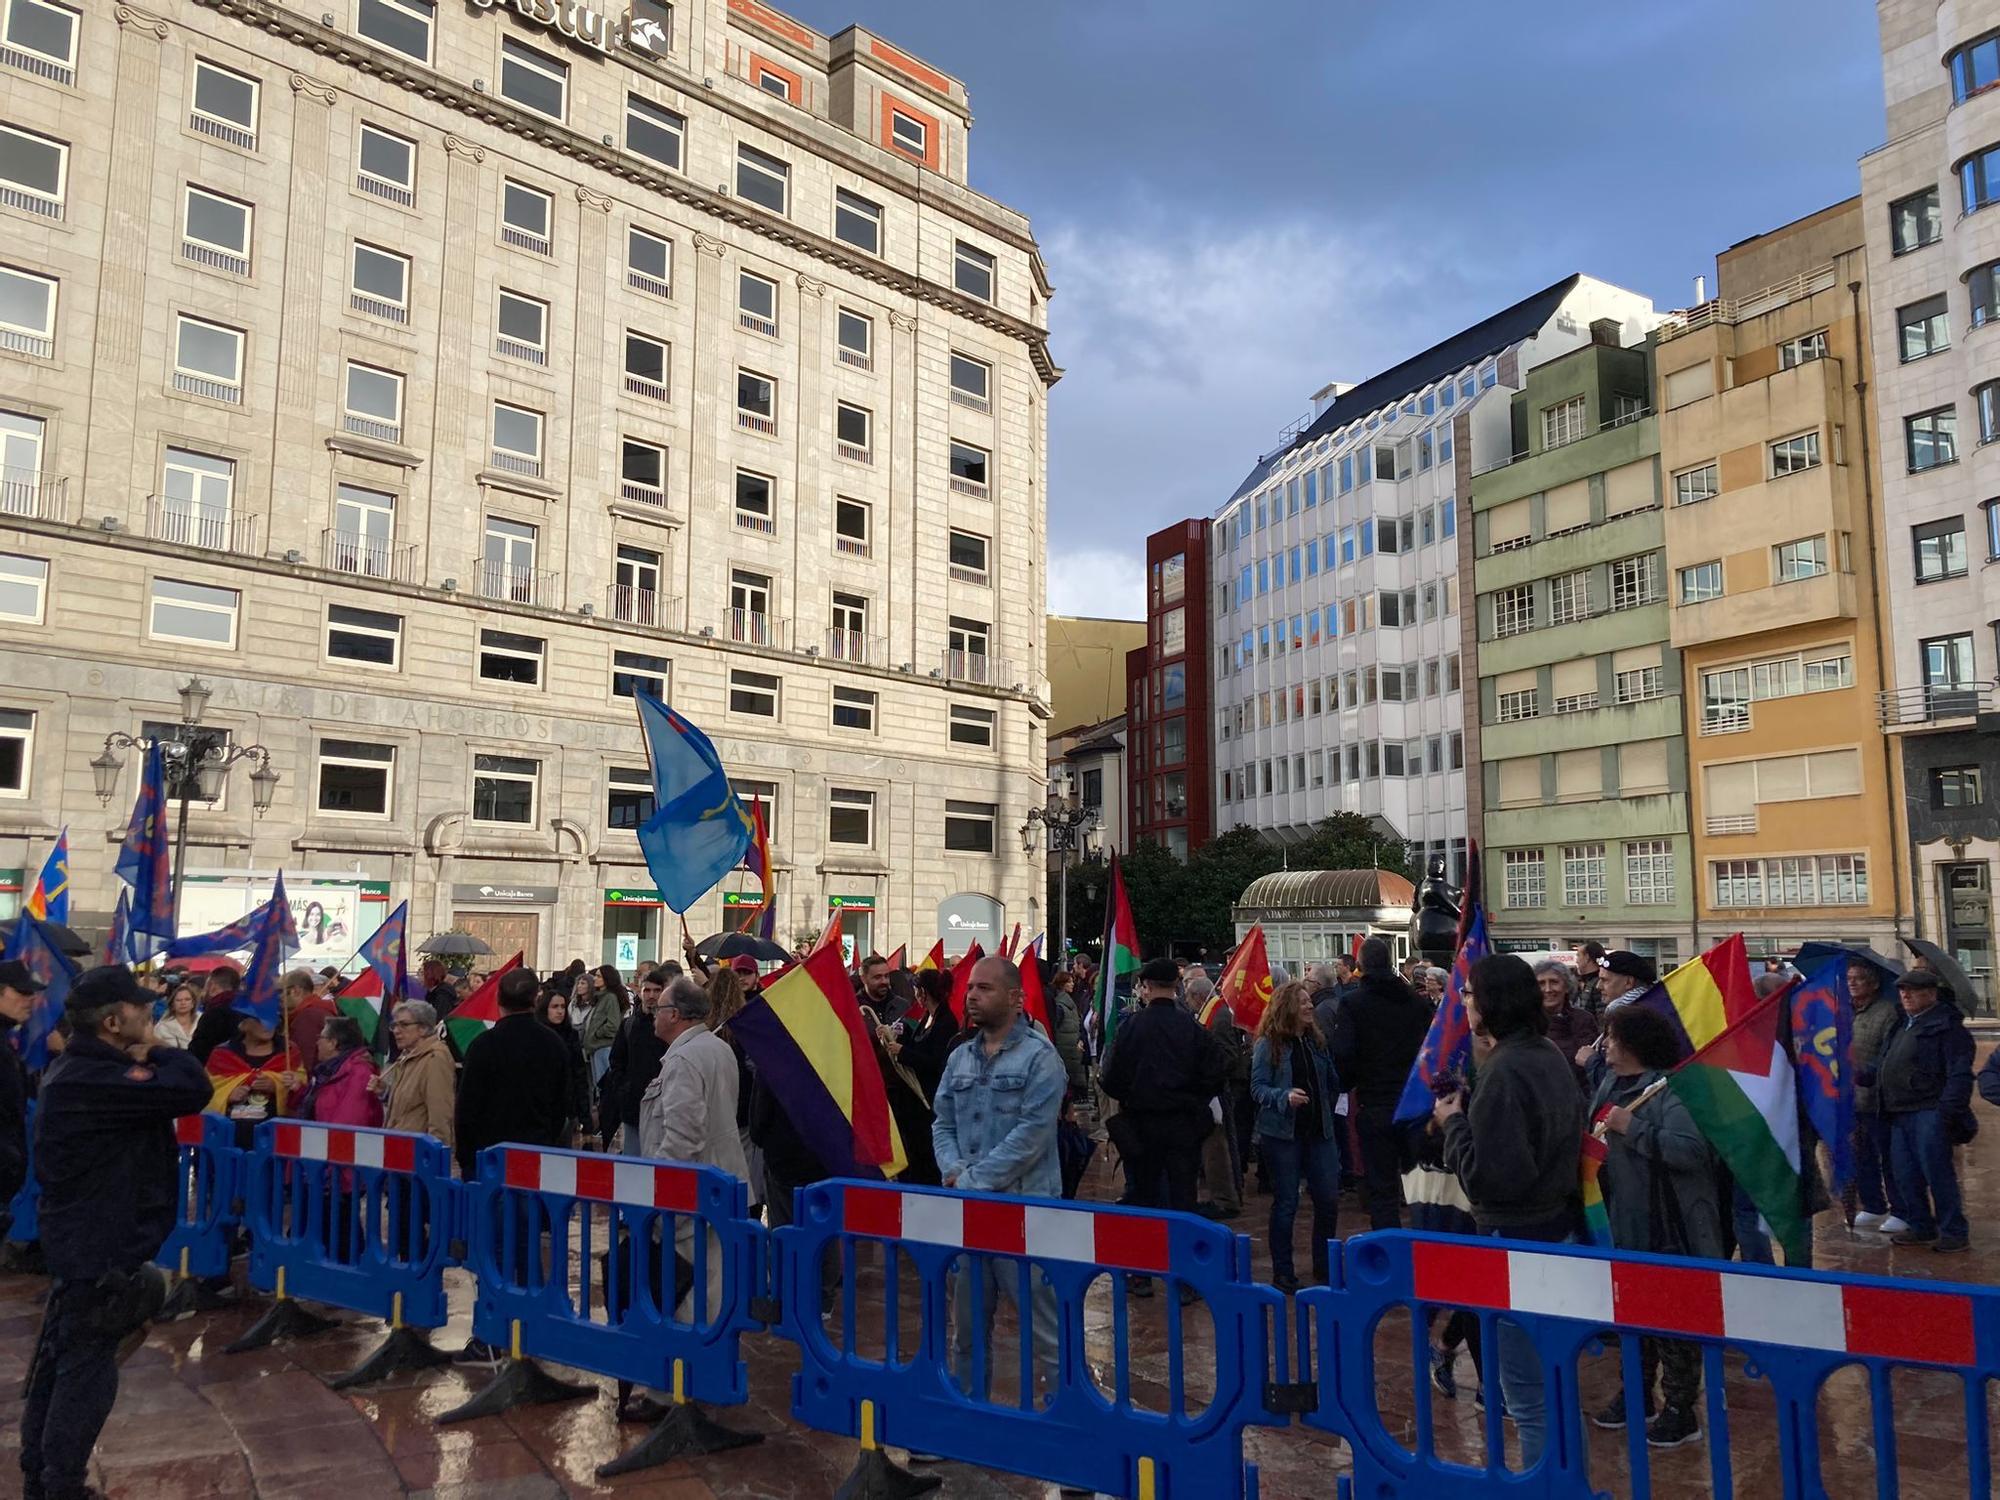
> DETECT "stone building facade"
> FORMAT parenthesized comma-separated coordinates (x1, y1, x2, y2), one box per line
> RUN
(0, 0, 1057, 969)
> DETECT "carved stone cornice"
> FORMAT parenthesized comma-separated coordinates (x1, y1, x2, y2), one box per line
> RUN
(290, 73, 337, 105)
(113, 3, 168, 38)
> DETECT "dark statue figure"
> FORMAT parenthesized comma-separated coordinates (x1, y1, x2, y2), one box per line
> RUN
(1408, 855, 1461, 966)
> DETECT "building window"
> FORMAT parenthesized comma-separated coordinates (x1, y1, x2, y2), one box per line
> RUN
(0, 123, 65, 219)
(1503, 849, 1546, 909)
(495, 288, 549, 365)
(499, 35, 566, 121)
(0, 707, 31, 796)
(1898, 295, 1950, 362)
(1541, 395, 1586, 450)
(949, 440, 989, 497)
(1950, 31, 2000, 100)
(1772, 536, 1828, 582)
(729, 569, 771, 645)
(754, 61, 793, 99)
(1615, 665, 1663, 704)
(1549, 570, 1590, 624)
(356, 0, 431, 62)
(471, 753, 538, 825)
(834, 188, 881, 255)
(828, 590, 869, 660)
(619, 438, 666, 511)
(0, 551, 46, 623)
(180, 186, 251, 275)
(948, 528, 989, 584)
(316, 738, 393, 816)
(0, 0, 77, 83)
(611, 649, 670, 700)
(480, 515, 538, 603)
(477, 628, 543, 685)
(835, 497, 871, 557)
(627, 226, 671, 297)
(949, 704, 995, 747)
(732, 368, 775, 435)
(1678, 561, 1723, 603)
(1625, 840, 1675, 905)
(1769, 430, 1820, 475)
(735, 143, 789, 214)
(835, 401, 871, 459)
(1712, 854, 1868, 908)
(1672, 462, 1718, 507)
(1892, 187, 1942, 253)
(324, 603, 401, 668)
(728, 668, 779, 718)
(500, 179, 553, 255)
(950, 351, 992, 411)
(738, 269, 778, 337)
(349, 241, 410, 323)
(157, 447, 235, 554)
(1496, 687, 1538, 723)
(1907, 407, 1959, 472)
(625, 94, 683, 170)
(1987, 500, 2000, 562)
(1778, 329, 1827, 368)
(831, 685, 876, 732)
(623, 330, 668, 402)
(944, 799, 996, 853)
(1970, 261, 2000, 329)
(189, 59, 258, 149)
(611, 543, 661, 623)
(1978, 380, 2000, 445)
(888, 108, 927, 159)
(170, 313, 241, 401)
(606, 766, 654, 831)
(356, 122, 415, 205)
(1914, 516, 1969, 582)
(1562, 844, 1606, 907)
(954, 241, 995, 302)
(1960, 141, 2000, 215)
(330, 483, 396, 576)
(1932, 766, 1984, 808)
(734, 470, 775, 535)
(148, 577, 238, 647)
(1492, 584, 1534, 638)
(490, 401, 543, 476)
(335, 365, 404, 451)
(828, 787, 874, 845)
(836, 308, 873, 371)
(1922, 632, 1976, 690)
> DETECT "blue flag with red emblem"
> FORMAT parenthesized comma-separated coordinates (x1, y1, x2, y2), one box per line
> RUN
(112, 744, 176, 959)
(1787, 949, 1853, 1193)
(359, 899, 415, 1003)
(1395, 903, 1490, 1123)
(3, 913, 79, 1071)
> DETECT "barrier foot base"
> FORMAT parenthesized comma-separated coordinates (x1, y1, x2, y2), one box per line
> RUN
(435, 1357, 595, 1424)
(222, 1297, 341, 1354)
(156, 1278, 199, 1323)
(327, 1326, 453, 1389)
(834, 1449, 944, 1500)
(595, 1401, 762, 1478)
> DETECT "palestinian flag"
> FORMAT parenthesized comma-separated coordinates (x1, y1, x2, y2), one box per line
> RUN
(1094, 855, 1140, 1047)
(444, 953, 523, 1054)
(1666, 989, 1809, 1264)
(336, 966, 387, 1045)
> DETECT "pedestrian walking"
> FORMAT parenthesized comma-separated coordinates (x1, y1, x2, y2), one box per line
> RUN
(1328, 937, 1431, 1229)
(1248, 980, 1341, 1292)
(1877, 968, 1976, 1252)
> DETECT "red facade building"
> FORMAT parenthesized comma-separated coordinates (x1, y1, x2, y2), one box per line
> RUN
(1126, 519, 1213, 858)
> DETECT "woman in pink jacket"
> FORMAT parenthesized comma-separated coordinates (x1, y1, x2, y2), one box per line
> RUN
(298, 1015, 382, 1128)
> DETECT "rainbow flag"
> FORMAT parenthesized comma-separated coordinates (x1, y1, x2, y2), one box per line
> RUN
(1580, 1119, 1613, 1248)
(1631, 933, 1760, 1062)
(728, 940, 905, 1179)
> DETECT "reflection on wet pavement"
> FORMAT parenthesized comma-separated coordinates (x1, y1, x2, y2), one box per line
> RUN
(0, 1090, 1993, 1498)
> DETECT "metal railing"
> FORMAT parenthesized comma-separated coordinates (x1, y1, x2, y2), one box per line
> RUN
(739, 311, 778, 338)
(0, 44, 73, 86)
(824, 629, 886, 666)
(1656, 265, 1841, 342)
(321, 529, 418, 582)
(496, 335, 546, 365)
(726, 608, 787, 648)
(625, 373, 668, 402)
(1699, 708, 1751, 736)
(172, 369, 237, 401)
(0, 469, 67, 521)
(1878, 683, 1996, 728)
(189, 111, 255, 151)
(356, 172, 414, 207)
(476, 558, 558, 606)
(182, 241, 249, 276)
(834, 533, 872, 558)
(738, 411, 777, 435)
(148, 497, 258, 554)
(942, 649, 1013, 687)
(349, 291, 408, 324)
(734, 510, 776, 534)
(619, 478, 667, 508)
(837, 347, 872, 372)
(342, 412, 402, 444)
(836, 442, 871, 463)
(607, 584, 680, 629)
(949, 476, 989, 499)
(949, 564, 990, 586)
(627, 268, 671, 298)
(951, 390, 992, 414)
(501, 224, 551, 256)
(0, 182, 61, 220)
(1602, 405, 1653, 431)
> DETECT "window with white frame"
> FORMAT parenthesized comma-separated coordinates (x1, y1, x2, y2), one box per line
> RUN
(190, 60, 258, 148)
(625, 94, 683, 170)
(499, 35, 566, 120)
(948, 439, 988, 496)
(827, 787, 874, 844)
(829, 590, 868, 660)
(950, 351, 991, 410)
(729, 569, 770, 643)
(495, 288, 548, 365)
(501, 179, 552, 254)
(1492, 584, 1534, 638)
(1549, 569, 1590, 624)
(342, 361, 403, 443)
(834, 497, 871, 557)
(738, 269, 777, 336)
(954, 241, 994, 302)
(149, 577, 238, 646)
(0, 264, 55, 358)
(623, 329, 668, 401)
(1541, 395, 1586, 449)
(180, 186, 250, 274)
(835, 401, 870, 457)
(1769, 430, 1821, 476)
(0, 707, 30, 796)
(948, 529, 989, 584)
(619, 438, 665, 510)
(611, 543, 660, 623)
(1503, 849, 1546, 909)
(1496, 686, 1538, 723)
(481, 516, 538, 597)
(888, 108, 927, 159)
(1615, 665, 1663, 704)
(490, 401, 543, 476)
(836, 308, 872, 370)
(611, 649, 670, 700)
(477, 627, 543, 685)
(1778, 329, 1828, 368)
(1673, 462, 1718, 507)
(0, 122, 65, 218)
(331, 483, 396, 576)
(156, 447, 234, 551)
(316, 738, 393, 816)
(1679, 561, 1723, 603)
(324, 603, 401, 668)
(948, 614, 989, 663)
(1712, 854, 1868, 908)
(736, 368, 776, 433)
(627, 225, 671, 297)
(356, 122, 414, 205)
(729, 668, 779, 717)
(169, 314, 243, 402)
(949, 704, 995, 747)
(1891, 186, 1941, 253)
(831, 686, 875, 732)
(349, 241, 410, 323)
(471, 753, 538, 824)
(356, 0, 432, 62)
(1625, 840, 1674, 905)
(606, 766, 653, 830)
(0, 551, 45, 622)
(834, 188, 881, 255)
(1562, 844, 1606, 906)
(1, 0, 78, 84)
(734, 470, 774, 534)
(944, 799, 996, 853)
(1773, 535, 1828, 582)
(1610, 553, 1662, 609)
(735, 143, 789, 214)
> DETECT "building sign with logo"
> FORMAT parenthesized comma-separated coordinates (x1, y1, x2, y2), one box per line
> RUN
(937, 892, 1002, 958)
(828, 894, 875, 912)
(606, 887, 665, 907)
(470, 0, 668, 58)
(452, 883, 560, 905)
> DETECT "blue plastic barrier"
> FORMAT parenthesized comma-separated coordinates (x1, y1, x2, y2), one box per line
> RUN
(1299, 1230, 2000, 1499)
(155, 1112, 240, 1281)
(775, 1178, 1285, 1500)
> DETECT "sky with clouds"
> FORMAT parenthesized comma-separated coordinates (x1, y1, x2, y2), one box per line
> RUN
(781, 0, 1887, 619)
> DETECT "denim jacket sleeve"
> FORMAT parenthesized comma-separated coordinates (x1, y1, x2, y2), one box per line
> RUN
(931, 1049, 967, 1184)
(958, 1044, 1065, 1194)
(1250, 1038, 1291, 1112)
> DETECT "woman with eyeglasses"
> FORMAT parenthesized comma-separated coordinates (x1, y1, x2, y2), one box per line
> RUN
(378, 1000, 455, 1150)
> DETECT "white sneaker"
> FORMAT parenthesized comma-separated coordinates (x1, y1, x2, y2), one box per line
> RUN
(1878, 1216, 1911, 1235)
(1853, 1210, 1885, 1228)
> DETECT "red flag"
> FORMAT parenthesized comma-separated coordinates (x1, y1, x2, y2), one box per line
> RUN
(1019, 938, 1050, 1034)
(946, 942, 983, 1029)
(1000, 923, 1022, 960)
(885, 944, 907, 972)
(916, 940, 945, 972)
(1218, 924, 1274, 1032)
(1349, 933, 1364, 963)
(819, 905, 843, 952)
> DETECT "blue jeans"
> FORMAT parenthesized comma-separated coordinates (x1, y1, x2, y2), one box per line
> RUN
(1261, 1132, 1340, 1281)
(1732, 1184, 1813, 1268)
(1853, 1112, 1906, 1219)
(949, 1255, 1060, 1402)
(1481, 1219, 1574, 1470)
(1888, 1108, 1967, 1241)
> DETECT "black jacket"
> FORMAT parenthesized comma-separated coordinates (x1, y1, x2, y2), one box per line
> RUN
(604, 1007, 667, 1133)
(0, 1015, 30, 1207)
(898, 1006, 959, 1105)
(1329, 973, 1433, 1109)
(188, 1000, 246, 1064)
(1978, 1047, 2000, 1108)
(1099, 998, 1225, 1122)
(454, 1010, 573, 1177)
(750, 1065, 829, 1186)
(1877, 1001, 1976, 1116)
(35, 1035, 211, 1277)
(543, 1015, 591, 1133)
(1442, 1033, 1586, 1232)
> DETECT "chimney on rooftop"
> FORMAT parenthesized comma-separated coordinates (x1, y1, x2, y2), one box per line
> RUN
(1589, 318, 1622, 348)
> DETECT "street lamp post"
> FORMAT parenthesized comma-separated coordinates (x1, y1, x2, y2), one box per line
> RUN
(1021, 793, 1098, 967)
(89, 676, 280, 908)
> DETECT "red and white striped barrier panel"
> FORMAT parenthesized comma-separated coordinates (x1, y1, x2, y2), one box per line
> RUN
(272, 1123, 419, 1173)
(500, 1147, 701, 1212)
(843, 1184, 1172, 1274)
(1414, 1240, 1977, 1368)
(175, 1114, 206, 1146)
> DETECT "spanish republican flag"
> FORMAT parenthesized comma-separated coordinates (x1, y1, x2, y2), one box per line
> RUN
(1633, 933, 1760, 1062)
(728, 938, 906, 1179)
(916, 941, 945, 973)
(1217, 923, 1274, 1032)
(205, 1041, 306, 1116)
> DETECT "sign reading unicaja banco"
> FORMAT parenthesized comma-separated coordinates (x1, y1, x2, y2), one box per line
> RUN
(470, 0, 668, 58)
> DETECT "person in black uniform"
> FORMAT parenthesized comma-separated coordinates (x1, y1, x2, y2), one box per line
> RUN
(0, 958, 43, 1223)
(21, 964, 210, 1500)
(1100, 957, 1226, 1225)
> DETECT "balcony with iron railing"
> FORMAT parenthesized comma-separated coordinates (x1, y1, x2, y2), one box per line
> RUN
(356, 170, 414, 208)
(501, 224, 551, 256)
(941, 649, 1015, 688)
(627, 266, 670, 299)
(837, 347, 872, 372)
(1878, 682, 1997, 729)
(321, 529, 418, 583)
(734, 508, 777, 535)
(625, 372, 668, 402)
(476, 558, 558, 607)
(619, 476, 668, 509)
(170, 370, 238, 403)
(349, 291, 409, 325)
(189, 111, 254, 151)
(723, 609, 788, 648)
(824, 628, 887, 666)
(0, 469, 67, 522)
(496, 335, 547, 366)
(606, 584, 682, 630)
(834, 532, 872, 559)
(0, 181, 59, 220)
(148, 497, 258, 554)
(1698, 707, 1751, 737)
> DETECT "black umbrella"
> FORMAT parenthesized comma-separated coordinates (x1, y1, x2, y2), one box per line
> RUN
(0, 918, 91, 957)
(695, 930, 790, 963)
(1902, 937, 1982, 1009)
(1794, 941, 1903, 985)
(418, 931, 493, 957)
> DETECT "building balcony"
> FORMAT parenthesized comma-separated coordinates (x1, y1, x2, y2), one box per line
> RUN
(1670, 571, 1855, 649)
(1474, 510, 1665, 593)
(1879, 683, 1997, 731)
(941, 649, 1015, 688)
(148, 497, 258, 554)
(605, 585, 682, 630)
(321, 529, 418, 583)
(720, 609, 788, 648)
(341, 412, 403, 446)
(475, 559, 558, 607)
(0, 469, 68, 523)
(824, 628, 888, 666)
(1655, 266, 1839, 344)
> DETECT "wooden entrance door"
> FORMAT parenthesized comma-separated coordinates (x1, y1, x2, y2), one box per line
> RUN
(453, 910, 541, 970)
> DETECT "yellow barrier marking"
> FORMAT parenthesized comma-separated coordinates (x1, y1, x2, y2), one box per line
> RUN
(672, 1359, 686, 1406)
(860, 1398, 876, 1452)
(276, 1266, 287, 1302)
(391, 1291, 403, 1331)
(1138, 1457, 1156, 1500)
(510, 1319, 522, 1361)
(179, 1247, 189, 1278)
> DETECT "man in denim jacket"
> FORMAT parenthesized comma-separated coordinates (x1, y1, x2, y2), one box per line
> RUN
(932, 955, 1067, 1401)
